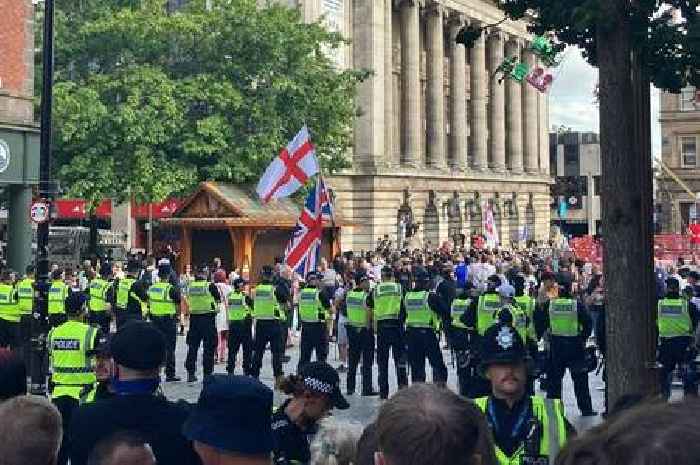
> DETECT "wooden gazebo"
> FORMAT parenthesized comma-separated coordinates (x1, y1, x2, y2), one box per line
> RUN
(162, 182, 341, 279)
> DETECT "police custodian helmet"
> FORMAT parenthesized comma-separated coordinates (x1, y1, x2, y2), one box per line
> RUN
(480, 323, 529, 371)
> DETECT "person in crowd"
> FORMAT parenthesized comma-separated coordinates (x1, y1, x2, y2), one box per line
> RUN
(227, 278, 254, 376)
(272, 361, 349, 465)
(68, 321, 201, 465)
(449, 283, 474, 396)
(0, 270, 20, 349)
(0, 347, 26, 400)
(354, 422, 378, 465)
(147, 264, 181, 382)
(87, 264, 113, 336)
(375, 383, 497, 465)
(0, 395, 63, 465)
(113, 262, 146, 329)
(86, 432, 157, 465)
(48, 269, 69, 329)
(309, 418, 363, 465)
(82, 334, 115, 403)
(333, 281, 349, 373)
(213, 269, 231, 364)
(274, 263, 294, 363)
(344, 271, 377, 396)
(184, 266, 221, 383)
(297, 271, 333, 373)
(183, 374, 273, 465)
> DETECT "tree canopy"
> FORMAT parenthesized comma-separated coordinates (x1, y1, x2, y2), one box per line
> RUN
(48, 0, 367, 204)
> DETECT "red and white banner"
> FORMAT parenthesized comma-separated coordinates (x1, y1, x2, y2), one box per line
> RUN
(256, 126, 319, 203)
(482, 202, 499, 248)
(53, 199, 112, 219)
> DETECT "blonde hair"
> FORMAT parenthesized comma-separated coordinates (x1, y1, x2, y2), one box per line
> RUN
(310, 418, 363, 465)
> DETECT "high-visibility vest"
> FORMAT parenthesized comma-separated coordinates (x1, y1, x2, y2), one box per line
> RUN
(88, 278, 110, 312)
(548, 298, 579, 337)
(657, 298, 692, 338)
(515, 295, 536, 341)
(299, 288, 325, 323)
(48, 281, 68, 315)
(254, 284, 278, 320)
(116, 278, 135, 309)
(477, 293, 501, 335)
(227, 291, 250, 321)
(404, 291, 432, 328)
(48, 321, 97, 398)
(148, 282, 176, 316)
(346, 290, 369, 328)
(451, 298, 471, 329)
(474, 396, 568, 465)
(0, 284, 20, 323)
(188, 280, 216, 314)
(374, 282, 402, 321)
(17, 278, 34, 315)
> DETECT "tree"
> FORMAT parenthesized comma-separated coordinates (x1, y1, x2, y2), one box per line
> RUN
(496, 1, 699, 406)
(48, 0, 368, 205)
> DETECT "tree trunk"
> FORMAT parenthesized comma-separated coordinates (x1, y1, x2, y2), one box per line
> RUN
(88, 213, 98, 266)
(597, 0, 658, 408)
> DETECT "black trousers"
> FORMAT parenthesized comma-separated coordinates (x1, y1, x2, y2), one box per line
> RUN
(346, 326, 374, 394)
(115, 310, 141, 330)
(376, 322, 408, 398)
(449, 328, 472, 396)
(658, 337, 697, 399)
(185, 313, 218, 377)
(252, 319, 283, 378)
(227, 319, 253, 375)
(546, 338, 593, 413)
(150, 315, 177, 378)
(88, 311, 111, 335)
(53, 395, 79, 465)
(0, 318, 19, 349)
(406, 327, 448, 384)
(297, 321, 329, 373)
(49, 314, 67, 329)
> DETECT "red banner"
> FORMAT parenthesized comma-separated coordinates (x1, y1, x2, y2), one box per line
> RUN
(131, 198, 182, 219)
(570, 235, 603, 263)
(53, 199, 112, 219)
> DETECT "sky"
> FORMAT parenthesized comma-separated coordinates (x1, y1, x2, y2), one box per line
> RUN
(548, 47, 662, 158)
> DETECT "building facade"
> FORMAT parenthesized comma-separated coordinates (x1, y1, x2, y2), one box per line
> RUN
(276, 0, 552, 250)
(549, 131, 600, 237)
(657, 86, 700, 233)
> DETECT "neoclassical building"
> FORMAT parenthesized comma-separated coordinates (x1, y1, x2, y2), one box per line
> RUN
(273, 0, 552, 250)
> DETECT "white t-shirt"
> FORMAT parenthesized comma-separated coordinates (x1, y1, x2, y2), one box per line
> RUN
(215, 282, 232, 332)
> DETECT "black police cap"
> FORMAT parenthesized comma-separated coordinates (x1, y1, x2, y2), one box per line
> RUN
(110, 321, 165, 370)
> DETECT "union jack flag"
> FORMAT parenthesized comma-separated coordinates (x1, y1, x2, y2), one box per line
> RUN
(284, 178, 333, 277)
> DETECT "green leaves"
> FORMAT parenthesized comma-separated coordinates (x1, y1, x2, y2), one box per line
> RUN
(50, 0, 364, 203)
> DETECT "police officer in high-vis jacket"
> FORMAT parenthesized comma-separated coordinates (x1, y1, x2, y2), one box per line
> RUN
(148, 265, 182, 382)
(0, 271, 20, 349)
(374, 266, 408, 399)
(114, 263, 144, 329)
(476, 322, 572, 465)
(449, 283, 474, 396)
(345, 271, 377, 396)
(87, 265, 113, 335)
(404, 268, 448, 386)
(227, 278, 253, 376)
(251, 265, 290, 389)
(48, 269, 69, 328)
(17, 265, 35, 354)
(48, 292, 100, 465)
(184, 267, 221, 382)
(657, 277, 700, 399)
(297, 271, 333, 373)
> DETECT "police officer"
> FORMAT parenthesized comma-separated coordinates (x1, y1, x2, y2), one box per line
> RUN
(512, 274, 538, 357)
(114, 263, 143, 329)
(435, 263, 457, 339)
(148, 266, 182, 382)
(48, 292, 99, 465)
(404, 268, 448, 386)
(297, 271, 332, 373)
(48, 269, 69, 328)
(449, 283, 474, 396)
(496, 284, 528, 346)
(374, 266, 408, 399)
(0, 271, 20, 349)
(345, 271, 377, 396)
(657, 277, 700, 399)
(227, 278, 253, 376)
(184, 267, 221, 382)
(475, 323, 571, 465)
(87, 265, 113, 335)
(251, 265, 290, 388)
(475, 275, 503, 333)
(536, 277, 596, 416)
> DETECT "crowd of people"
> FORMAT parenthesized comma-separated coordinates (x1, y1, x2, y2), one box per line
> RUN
(1, 240, 700, 465)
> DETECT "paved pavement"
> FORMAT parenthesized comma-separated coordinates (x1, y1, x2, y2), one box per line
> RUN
(162, 330, 607, 432)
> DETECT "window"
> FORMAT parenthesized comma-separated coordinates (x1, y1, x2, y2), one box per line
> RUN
(681, 136, 697, 167)
(680, 87, 697, 111)
(563, 144, 580, 176)
(593, 176, 601, 196)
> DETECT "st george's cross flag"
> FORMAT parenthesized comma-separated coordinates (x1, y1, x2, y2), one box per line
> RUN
(256, 126, 319, 203)
(483, 202, 499, 248)
(284, 179, 332, 276)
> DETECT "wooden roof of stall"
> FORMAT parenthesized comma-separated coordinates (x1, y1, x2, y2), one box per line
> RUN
(162, 181, 342, 229)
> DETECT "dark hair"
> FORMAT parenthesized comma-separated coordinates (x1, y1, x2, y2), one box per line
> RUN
(87, 431, 152, 465)
(0, 348, 27, 400)
(278, 374, 307, 397)
(355, 422, 378, 465)
(555, 399, 700, 465)
(377, 384, 497, 465)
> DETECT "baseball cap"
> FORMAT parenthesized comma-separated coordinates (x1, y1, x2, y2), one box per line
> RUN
(299, 362, 349, 410)
(183, 375, 273, 455)
(110, 321, 165, 370)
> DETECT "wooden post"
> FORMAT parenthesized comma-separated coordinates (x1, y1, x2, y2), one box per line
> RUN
(242, 228, 254, 281)
(180, 226, 192, 275)
(229, 228, 242, 272)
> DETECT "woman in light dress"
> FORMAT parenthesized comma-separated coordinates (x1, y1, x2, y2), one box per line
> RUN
(213, 270, 232, 364)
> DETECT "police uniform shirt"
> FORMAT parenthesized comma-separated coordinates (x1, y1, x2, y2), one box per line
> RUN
(271, 399, 317, 465)
(435, 278, 457, 321)
(126, 278, 151, 315)
(534, 298, 592, 341)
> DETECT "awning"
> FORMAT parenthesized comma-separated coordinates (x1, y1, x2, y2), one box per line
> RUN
(53, 199, 112, 219)
(132, 199, 183, 219)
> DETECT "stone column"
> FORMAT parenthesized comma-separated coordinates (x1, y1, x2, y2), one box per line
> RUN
(539, 89, 550, 174)
(523, 47, 539, 173)
(426, 2, 445, 168)
(488, 31, 506, 172)
(469, 21, 488, 171)
(505, 38, 524, 173)
(384, 0, 395, 166)
(400, 0, 421, 167)
(6, 185, 33, 273)
(449, 14, 467, 170)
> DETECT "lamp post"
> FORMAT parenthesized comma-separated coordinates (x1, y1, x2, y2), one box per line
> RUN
(31, 0, 55, 395)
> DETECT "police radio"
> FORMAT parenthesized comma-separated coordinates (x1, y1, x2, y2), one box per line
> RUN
(522, 418, 548, 465)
